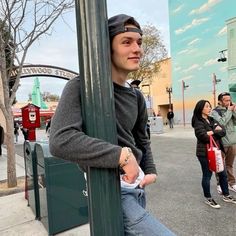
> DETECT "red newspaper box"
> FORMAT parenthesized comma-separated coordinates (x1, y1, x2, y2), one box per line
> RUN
(21, 104, 40, 141)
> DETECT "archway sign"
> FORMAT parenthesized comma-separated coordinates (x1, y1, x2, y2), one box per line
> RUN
(11, 64, 79, 80)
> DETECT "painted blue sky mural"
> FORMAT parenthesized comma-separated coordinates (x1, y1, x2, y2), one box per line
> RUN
(168, 0, 236, 123)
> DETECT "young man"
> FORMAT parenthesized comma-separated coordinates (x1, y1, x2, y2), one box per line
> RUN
(50, 14, 175, 235)
(211, 92, 236, 193)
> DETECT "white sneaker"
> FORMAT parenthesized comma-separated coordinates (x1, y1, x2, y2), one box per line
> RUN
(228, 184, 236, 193)
(205, 198, 221, 209)
(217, 185, 222, 195)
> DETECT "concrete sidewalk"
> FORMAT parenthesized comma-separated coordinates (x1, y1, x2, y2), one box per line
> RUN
(0, 147, 25, 182)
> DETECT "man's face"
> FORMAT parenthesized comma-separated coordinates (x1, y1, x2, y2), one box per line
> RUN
(111, 25, 143, 74)
(220, 95, 231, 107)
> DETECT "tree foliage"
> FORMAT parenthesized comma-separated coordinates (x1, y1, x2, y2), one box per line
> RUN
(0, 0, 74, 187)
(129, 24, 168, 84)
(42, 91, 60, 102)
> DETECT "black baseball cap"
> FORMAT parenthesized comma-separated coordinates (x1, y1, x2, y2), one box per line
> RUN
(218, 92, 230, 101)
(108, 14, 142, 39)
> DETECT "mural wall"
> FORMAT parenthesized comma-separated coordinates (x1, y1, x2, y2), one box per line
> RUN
(168, 0, 236, 124)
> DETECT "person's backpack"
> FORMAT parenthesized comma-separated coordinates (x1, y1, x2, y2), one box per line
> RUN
(213, 107, 223, 117)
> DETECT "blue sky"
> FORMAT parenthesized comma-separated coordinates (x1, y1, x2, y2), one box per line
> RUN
(169, 0, 235, 98)
(168, 0, 236, 122)
(17, 0, 170, 101)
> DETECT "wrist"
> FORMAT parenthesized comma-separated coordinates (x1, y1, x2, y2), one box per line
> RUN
(119, 147, 132, 168)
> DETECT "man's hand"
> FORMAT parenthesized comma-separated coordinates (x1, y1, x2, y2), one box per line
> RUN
(139, 174, 157, 188)
(228, 104, 235, 111)
(214, 125, 222, 131)
(120, 148, 139, 183)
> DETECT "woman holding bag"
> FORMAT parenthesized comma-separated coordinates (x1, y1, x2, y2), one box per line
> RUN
(192, 100, 236, 208)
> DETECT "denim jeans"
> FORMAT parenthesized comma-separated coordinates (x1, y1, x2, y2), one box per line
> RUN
(121, 187, 176, 236)
(168, 119, 174, 129)
(197, 156, 229, 198)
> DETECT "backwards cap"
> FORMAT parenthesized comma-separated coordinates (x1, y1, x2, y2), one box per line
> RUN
(108, 14, 142, 39)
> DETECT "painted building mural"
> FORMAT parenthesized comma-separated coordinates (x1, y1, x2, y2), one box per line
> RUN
(168, 0, 236, 124)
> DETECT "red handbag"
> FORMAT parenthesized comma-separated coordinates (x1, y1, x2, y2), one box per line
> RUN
(207, 136, 224, 173)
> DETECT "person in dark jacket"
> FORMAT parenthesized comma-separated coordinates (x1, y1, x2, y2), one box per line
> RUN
(211, 92, 236, 193)
(49, 14, 175, 235)
(167, 109, 174, 128)
(20, 125, 28, 141)
(192, 100, 236, 208)
(45, 118, 51, 137)
(0, 124, 4, 157)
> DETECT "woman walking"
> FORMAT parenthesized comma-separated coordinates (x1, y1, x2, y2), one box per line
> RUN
(192, 100, 236, 208)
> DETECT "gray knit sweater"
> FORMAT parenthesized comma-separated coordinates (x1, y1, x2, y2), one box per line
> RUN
(49, 77, 157, 175)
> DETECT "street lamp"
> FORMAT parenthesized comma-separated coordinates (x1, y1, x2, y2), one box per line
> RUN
(166, 86, 172, 109)
(142, 84, 151, 108)
(212, 73, 221, 107)
(217, 49, 227, 62)
(182, 80, 189, 127)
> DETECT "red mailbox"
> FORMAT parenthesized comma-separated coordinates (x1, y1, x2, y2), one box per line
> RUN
(21, 104, 40, 141)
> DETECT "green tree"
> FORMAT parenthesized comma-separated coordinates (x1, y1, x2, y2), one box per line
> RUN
(0, 0, 74, 188)
(129, 24, 168, 84)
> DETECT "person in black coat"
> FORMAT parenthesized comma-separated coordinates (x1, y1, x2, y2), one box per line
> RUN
(192, 100, 236, 208)
(0, 124, 4, 157)
(167, 109, 174, 128)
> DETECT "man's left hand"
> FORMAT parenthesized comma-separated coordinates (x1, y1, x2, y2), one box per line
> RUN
(139, 174, 157, 188)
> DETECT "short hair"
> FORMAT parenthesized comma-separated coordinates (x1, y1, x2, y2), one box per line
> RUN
(218, 92, 230, 101)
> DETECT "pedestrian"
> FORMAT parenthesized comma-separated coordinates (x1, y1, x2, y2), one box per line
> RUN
(211, 92, 236, 193)
(167, 108, 174, 128)
(50, 14, 175, 235)
(0, 123, 4, 157)
(45, 118, 51, 137)
(130, 79, 141, 89)
(14, 122, 19, 143)
(20, 125, 28, 141)
(146, 119, 151, 139)
(191, 100, 236, 209)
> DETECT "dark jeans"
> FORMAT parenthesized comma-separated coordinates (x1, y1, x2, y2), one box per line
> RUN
(168, 118, 174, 128)
(198, 156, 229, 198)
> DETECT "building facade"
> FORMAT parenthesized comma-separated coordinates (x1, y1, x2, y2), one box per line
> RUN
(140, 57, 172, 124)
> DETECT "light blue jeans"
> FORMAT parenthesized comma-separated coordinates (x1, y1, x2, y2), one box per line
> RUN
(121, 187, 176, 236)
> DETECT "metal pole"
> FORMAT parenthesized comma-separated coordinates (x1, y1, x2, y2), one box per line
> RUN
(182, 80, 185, 127)
(166, 87, 172, 109)
(168, 92, 171, 109)
(75, 1, 124, 235)
(213, 73, 216, 107)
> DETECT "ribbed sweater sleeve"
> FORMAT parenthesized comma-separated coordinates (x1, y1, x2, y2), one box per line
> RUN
(49, 78, 121, 168)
